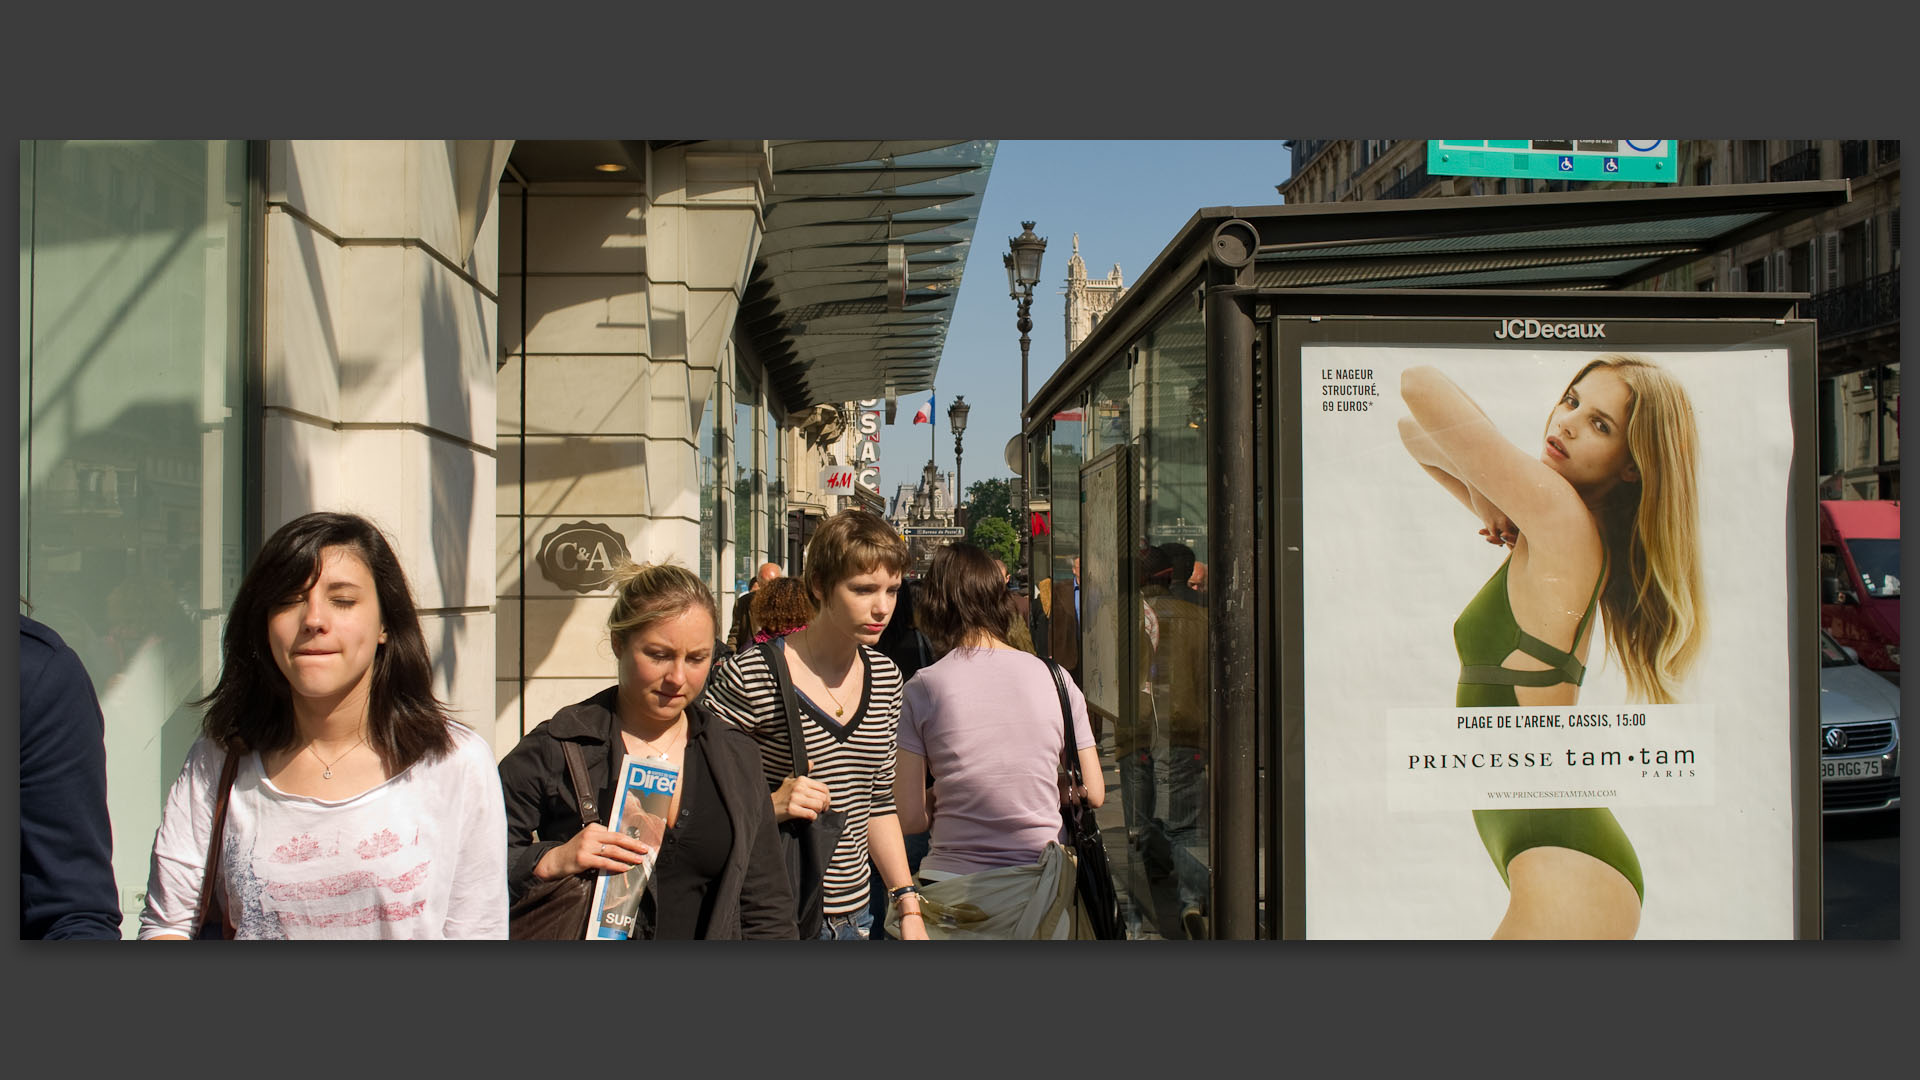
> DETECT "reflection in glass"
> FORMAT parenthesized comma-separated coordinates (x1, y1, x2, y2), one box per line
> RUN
(1118, 295, 1212, 939)
(20, 140, 250, 935)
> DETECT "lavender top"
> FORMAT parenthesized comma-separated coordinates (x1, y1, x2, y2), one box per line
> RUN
(898, 647, 1096, 876)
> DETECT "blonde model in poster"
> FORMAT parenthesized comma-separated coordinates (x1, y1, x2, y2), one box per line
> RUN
(1398, 354, 1704, 939)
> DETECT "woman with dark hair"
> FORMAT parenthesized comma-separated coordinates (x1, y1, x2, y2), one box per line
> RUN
(497, 561, 794, 939)
(891, 543, 1102, 936)
(139, 512, 507, 939)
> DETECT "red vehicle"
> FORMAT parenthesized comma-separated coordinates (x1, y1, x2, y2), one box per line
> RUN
(1819, 499, 1900, 678)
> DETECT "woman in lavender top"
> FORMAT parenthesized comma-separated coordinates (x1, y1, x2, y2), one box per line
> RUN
(893, 544, 1103, 880)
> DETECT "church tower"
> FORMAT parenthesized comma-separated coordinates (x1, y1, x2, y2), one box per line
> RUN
(1063, 233, 1127, 355)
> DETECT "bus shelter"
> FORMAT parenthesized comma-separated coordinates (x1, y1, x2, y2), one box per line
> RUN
(1021, 181, 1850, 939)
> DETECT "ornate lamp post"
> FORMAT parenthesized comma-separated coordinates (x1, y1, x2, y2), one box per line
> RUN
(1005, 222, 1046, 588)
(1004, 222, 1047, 417)
(947, 395, 970, 524)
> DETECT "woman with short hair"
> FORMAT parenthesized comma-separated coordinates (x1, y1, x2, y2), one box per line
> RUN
(139, 512, 507, 939)
(702, 509, 925, 940)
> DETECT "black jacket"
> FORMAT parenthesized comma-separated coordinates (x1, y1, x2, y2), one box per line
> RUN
(498, 688, 796, 939)
(19, 615, 122, 939)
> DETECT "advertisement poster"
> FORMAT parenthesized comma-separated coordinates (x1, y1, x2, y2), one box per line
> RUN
(1299, 341, 1796, 939)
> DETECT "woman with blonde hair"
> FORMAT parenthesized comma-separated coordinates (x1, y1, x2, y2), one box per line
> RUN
(1399, 353, 1703, 938)
(497, 560, 794, 939)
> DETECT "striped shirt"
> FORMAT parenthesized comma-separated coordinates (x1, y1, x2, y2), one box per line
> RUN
(702, 640, 903, 915)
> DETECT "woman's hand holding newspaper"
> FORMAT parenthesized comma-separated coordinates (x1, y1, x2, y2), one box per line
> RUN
(533, 822, 651, 880)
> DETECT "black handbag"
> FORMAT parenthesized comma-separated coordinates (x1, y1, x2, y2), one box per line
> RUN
(1047, 661, 1124, 939)
(507, 741, 602, 940)
(760, 640, 847, 940)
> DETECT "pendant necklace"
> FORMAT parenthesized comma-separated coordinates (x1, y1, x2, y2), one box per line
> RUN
(308, 732, 368, 780)
(632, 722, 686, 762)
(806, 634, 853, 717)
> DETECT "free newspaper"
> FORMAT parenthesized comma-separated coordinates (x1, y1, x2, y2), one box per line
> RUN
(584, 753, 679, 940)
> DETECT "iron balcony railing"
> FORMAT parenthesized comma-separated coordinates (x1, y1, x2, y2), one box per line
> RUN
(1842, 140, 1872, 178)
(1770, 147, 1822, 183)
(1378, 164, 1431, 201)
(1807, 269, 1901, 339)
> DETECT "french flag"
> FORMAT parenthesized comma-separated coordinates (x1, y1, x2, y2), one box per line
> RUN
(912, 394, 935, 424)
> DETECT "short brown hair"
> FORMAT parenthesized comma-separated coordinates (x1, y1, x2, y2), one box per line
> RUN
(801, 510, 908, 607)
(917, 542, 1016, 652)
(607, 561, 718, 649)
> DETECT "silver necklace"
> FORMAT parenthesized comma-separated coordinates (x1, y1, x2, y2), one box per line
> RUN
(631, 722, 687, 762)
(307, 733, 368, 780)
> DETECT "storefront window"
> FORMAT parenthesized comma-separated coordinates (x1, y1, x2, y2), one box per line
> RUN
(19, 140, 251, 935)
(732, 365, 757, 593)
(697, 395, 716, 587)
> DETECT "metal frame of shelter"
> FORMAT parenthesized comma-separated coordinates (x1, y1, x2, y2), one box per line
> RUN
(1022, 180, 1852, 939)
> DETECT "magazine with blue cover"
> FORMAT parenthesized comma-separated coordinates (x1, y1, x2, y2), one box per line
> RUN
(585, 753, 678, 940)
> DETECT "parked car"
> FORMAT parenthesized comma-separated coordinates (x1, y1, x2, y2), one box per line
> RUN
(1819, 499, 1899, 680)
(1818, 629, 1901, 815)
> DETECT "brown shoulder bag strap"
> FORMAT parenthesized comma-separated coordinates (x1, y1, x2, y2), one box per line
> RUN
(561, 741, 600, 828)
(192, 747, 244, 936)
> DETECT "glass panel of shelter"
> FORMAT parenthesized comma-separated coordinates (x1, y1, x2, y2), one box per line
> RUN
(1120, 297, 1212, 939)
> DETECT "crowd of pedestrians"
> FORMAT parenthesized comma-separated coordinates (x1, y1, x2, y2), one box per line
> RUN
(21, 506, 1109, 941)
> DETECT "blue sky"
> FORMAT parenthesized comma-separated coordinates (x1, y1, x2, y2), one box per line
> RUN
(875, 140, 1293, 500)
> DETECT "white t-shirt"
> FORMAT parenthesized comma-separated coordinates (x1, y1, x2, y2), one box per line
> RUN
(139, 724, 508, 940)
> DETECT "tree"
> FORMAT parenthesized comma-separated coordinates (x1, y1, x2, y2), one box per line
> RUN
(970, 516, 1019, 568)
(965, 477, 1015, 531)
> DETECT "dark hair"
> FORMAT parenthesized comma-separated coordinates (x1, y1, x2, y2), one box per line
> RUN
(917, 543, 1017, 653)
(750, 577, 813, 638)
(197, 512, 454, 772)
(1159, 543, 1197, 578)
(875, 579, 930, 677)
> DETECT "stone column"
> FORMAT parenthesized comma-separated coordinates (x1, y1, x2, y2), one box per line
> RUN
(262, 139, 510, 750)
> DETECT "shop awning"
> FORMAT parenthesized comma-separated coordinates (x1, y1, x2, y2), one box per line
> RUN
(742, 140, 998, 414)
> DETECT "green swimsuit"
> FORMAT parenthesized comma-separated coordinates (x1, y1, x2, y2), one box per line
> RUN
(1454, 556, 1644, 903)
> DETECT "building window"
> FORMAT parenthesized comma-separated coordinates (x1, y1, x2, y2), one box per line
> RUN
(1693, 157, 1712, 187)
(1744, 257, 1767, 291)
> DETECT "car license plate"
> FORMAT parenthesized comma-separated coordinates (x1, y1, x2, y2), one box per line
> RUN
(1822, 758, 1883, 781)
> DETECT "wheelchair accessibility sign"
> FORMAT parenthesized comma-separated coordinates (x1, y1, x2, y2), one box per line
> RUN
(1429, 140, 1676, 184)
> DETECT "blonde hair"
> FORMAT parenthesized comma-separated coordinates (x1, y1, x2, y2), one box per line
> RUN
(801, 510, 908, 607)
(606, 561, 718, 648)
(1567, 355, 1705, 704)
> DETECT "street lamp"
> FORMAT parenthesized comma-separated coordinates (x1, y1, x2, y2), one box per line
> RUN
(948, 395, 970, 518)
(1005, 222, 1046, 416)
(1005, 222, 1046, 588)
